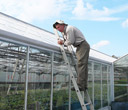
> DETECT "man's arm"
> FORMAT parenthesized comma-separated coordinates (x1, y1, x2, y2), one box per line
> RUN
(64, 27, 75, 46)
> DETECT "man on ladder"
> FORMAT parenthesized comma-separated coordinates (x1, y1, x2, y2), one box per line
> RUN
(53, 20, 90, 92)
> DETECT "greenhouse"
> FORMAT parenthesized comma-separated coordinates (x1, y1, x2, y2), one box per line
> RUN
(0, 12, 117, 110)
(114, 54, 128, 102)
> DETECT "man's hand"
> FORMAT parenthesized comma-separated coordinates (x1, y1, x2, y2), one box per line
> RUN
(58, 40, 64, 45)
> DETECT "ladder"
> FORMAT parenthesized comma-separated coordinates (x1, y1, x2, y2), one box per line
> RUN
(54, 29, 94, 110)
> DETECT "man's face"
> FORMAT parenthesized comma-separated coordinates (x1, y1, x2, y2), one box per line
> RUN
(55, 24, 65, 32)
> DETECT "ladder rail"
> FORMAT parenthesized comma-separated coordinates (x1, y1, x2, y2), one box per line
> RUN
(67, 46, 78, 74)
(60, 45, 87, 110)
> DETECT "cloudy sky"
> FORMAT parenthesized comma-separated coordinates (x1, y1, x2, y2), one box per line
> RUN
(0, 0, 128, 57)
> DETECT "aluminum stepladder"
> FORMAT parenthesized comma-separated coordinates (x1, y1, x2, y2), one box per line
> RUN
(54, 29, 94, 110)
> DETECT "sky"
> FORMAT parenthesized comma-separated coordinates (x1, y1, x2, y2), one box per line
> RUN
(0, 0, 128, 57)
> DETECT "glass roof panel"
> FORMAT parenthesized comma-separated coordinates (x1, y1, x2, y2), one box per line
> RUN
(114, 54, 128, 73)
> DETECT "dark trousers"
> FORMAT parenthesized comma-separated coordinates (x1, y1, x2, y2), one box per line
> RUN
(76, 40, 90, 88)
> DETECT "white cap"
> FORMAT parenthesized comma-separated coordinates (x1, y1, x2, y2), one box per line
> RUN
(53, 20, 67, 28)
(55, 20, 65, 24)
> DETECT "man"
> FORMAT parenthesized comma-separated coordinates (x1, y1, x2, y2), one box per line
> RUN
(53, 20, 90, 91)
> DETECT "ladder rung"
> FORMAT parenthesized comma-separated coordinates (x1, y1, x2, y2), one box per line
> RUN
(85, 102, 91, 106)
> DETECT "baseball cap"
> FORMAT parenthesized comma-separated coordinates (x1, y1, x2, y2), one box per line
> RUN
(53, 20, 67, 28)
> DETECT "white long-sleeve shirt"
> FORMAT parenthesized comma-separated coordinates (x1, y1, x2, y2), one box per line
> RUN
(62, 25, 86, 47)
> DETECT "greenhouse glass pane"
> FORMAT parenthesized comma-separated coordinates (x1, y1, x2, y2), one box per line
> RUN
(53, 52, 69, 110)
(102, 64, 108, 107)
(108, 66, 111, 105)
(114, 54, 128, 102)
(94, 62, 101, 109)
(114, 85, 128, 102)
(88, 61, 93, 102)
(114, 54, 128, 76)
(27, 47, 52, 110)
(0, 40, 27, 110)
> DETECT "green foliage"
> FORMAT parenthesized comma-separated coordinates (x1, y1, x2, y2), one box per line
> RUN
(115, 79, 127, 84)
(53, 89, 69, 107)
(0, 84, 110, 110)
(0, 93, 24, 110)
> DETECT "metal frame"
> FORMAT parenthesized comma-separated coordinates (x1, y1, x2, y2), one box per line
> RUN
(100, 64, 103, 108)
(24, 46, 29, 110)
(50, 52, 54, 110)
(110, 63, 115, 101)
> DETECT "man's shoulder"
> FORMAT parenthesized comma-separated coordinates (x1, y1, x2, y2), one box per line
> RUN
(67, 25, 74, 28)
(66, 25, 76, 31)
